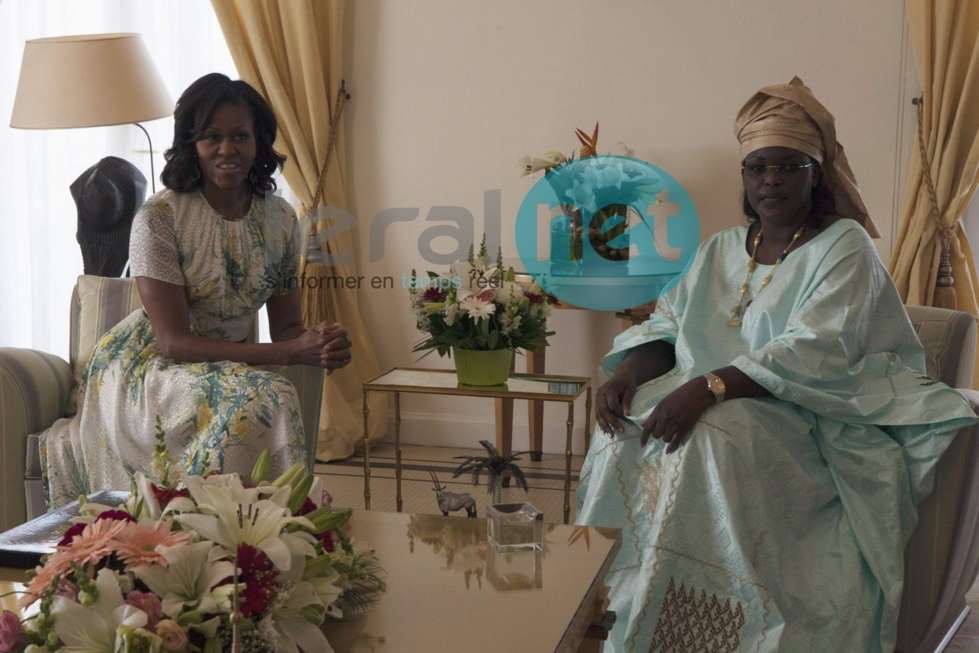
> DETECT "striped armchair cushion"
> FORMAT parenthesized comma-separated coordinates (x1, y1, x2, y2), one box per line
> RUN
(67, 275, 144, 414)
(0, 348, 73, 528)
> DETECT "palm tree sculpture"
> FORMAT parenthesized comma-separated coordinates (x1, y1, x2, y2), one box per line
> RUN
(452, 440, 530, 504)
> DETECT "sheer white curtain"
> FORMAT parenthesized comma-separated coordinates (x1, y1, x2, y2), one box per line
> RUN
(0, 0, 240, 359)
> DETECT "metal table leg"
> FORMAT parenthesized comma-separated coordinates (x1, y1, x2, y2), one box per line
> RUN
(564, 401, 574, 524)
(363, 388, 371, 510)
(394, 392, 402, 512)
(585, 384, 593, 453)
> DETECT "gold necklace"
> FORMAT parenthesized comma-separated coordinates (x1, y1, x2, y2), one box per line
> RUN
(727, 223, 806, 327)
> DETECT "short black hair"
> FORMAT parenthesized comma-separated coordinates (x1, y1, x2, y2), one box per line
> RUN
(160, 73, 286, 194)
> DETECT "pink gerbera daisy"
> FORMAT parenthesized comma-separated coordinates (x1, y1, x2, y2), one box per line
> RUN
(115, 521, 191, 569)
(17, 553, 74, 611)
(56, 518, 128, 568)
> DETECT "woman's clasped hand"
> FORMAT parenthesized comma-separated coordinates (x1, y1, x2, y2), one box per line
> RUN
(300, 322, 352, 372)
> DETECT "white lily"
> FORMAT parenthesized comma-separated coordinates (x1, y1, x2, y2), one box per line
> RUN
(519, 153, 566, 176)
(175, 474, 315, 571)
(268, 580, 333, 653)
(132, 541, 235, 617)
(307, 569, 342, 615)
(494, 281, 525, 305)
(565, 179, 596, 213)
(308, 476, 325, 507)
(584, 158, 625, 189)
(51, 568, 151, 653)
(449, 261, 475, 291)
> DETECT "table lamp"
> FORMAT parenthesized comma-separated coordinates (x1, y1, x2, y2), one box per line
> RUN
(9, 33, 173, 193)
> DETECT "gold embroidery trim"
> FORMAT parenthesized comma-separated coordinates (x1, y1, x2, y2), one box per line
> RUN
(648, 577, 747, 653)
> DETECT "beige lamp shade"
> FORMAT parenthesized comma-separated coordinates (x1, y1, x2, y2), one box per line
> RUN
(10, 33, 173, 129)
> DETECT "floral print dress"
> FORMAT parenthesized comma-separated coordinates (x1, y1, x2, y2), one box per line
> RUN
(41, 189, 307, 507)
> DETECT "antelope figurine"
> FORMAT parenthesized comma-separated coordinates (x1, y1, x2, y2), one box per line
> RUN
(430, 471, 477, 518)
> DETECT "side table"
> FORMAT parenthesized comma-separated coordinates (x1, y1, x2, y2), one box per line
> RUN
(362, 368, 592, 524)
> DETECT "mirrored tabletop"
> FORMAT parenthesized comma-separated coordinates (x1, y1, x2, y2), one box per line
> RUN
(364, 368, 590, 401)
(330, 510, 621, 653)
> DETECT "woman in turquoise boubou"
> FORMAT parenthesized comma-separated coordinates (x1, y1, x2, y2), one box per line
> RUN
(575, 78, 978, 653)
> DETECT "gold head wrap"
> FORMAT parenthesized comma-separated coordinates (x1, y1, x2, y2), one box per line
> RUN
(734, 77, 880, 237)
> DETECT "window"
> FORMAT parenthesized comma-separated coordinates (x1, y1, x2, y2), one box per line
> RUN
(0, 1, 239, 357)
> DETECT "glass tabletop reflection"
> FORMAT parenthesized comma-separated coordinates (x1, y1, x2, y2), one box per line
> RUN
(330, 510, 621, 653)
(364, 367, 590, 401)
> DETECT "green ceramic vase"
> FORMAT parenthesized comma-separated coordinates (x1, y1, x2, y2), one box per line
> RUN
(452, 347, 513, 386)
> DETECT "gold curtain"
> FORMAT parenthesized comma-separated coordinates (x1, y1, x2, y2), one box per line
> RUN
(211, 0, 387, 459)
(890, 0, 979, 386)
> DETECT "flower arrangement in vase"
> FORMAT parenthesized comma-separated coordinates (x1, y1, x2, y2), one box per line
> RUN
(519, 122, 662, 269)
(407, 238, 556, 385)
(0, 420, 384, 653)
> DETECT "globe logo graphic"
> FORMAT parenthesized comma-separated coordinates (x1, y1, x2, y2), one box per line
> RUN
(514, 155, 700, 311)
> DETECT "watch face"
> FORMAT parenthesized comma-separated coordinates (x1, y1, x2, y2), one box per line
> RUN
(706, 374, 725, 401)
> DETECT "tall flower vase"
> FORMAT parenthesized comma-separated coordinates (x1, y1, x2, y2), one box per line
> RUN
(452, 347, 513, 386)
(551, 205, 584, 269)
(584, 203, 632, 263)
(552, 204, 631, 270)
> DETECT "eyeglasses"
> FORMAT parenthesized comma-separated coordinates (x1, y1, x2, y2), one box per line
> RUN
(741, 162, 816, 178)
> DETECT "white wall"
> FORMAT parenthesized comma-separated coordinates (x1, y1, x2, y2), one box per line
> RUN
(344, 0, 915, 453)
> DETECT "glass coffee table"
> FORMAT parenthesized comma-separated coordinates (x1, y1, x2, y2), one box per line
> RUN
(338, 510, 621, 652)
(0, 509, 621, 653)
(362, 368, 592, 524)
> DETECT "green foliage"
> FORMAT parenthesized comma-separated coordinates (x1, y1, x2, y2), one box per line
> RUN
(407, 238, 556, 357)
(451, 440, 529, 495)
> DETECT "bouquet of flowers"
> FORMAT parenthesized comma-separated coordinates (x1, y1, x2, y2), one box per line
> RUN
(0, 422, 384, 653)
(519, 122, 662, 264)
(407, 239, 556, 356)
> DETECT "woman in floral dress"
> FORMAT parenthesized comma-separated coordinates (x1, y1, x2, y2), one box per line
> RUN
(41, 73, 352, 506)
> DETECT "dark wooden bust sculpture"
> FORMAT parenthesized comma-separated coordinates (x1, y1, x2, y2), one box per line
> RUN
(71, 156, 147, 277)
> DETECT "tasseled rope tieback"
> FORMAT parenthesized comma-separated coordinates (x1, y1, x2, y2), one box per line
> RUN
(913, 96, 957, 310)
(301, 79, 351, 327)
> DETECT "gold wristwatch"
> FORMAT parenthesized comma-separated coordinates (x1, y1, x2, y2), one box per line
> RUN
(703, 372, 726, 404)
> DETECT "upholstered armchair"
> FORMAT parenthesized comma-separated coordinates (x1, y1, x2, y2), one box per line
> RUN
(588, 303, 978, 650)
(0, 275, 324, 533)
(898, 305, 979, 652)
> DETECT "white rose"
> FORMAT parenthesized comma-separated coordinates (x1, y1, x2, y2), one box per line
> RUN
(154, 620, 188, 651)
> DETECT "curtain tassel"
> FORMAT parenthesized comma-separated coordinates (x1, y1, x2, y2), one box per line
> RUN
(913, 96, 958, 311)
(934, 241, 957, 310)
(301, 79, 350, 327)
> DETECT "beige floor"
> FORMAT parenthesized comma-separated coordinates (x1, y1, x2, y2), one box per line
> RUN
(316, 442, 979, 652)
